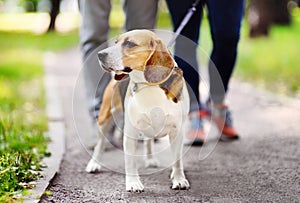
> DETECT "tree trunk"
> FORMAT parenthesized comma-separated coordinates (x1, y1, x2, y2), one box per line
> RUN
(248, 0, 272, 37)
(48, 0, 61, 32)
(248, 0, 291, 38)
(271, 0, 291, 25)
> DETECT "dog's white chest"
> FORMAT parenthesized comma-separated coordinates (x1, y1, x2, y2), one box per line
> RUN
(125, 85, 186, 138)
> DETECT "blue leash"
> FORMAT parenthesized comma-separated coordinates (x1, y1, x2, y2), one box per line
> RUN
(167, 0, 202, 48)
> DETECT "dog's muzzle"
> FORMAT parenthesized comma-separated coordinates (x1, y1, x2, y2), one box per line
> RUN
(98, 52, 107, 62)
(97, 52, 111, 71)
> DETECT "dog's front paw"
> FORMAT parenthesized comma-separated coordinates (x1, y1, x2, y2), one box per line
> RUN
(171, 177, 190, 190)
(85, 159, 102, 173)
(145, 158, 159, 168)
(126, 176, 144, 193)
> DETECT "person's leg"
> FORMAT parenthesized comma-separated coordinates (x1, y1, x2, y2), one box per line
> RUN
(78, 0, 112, 120)
(206, 0, 244, 103)
(206, 0, 244, 139)
(123, 0, 158, 30)
(166, 0, 205, 146)
(78, 0, 114, 149)
(166, 0, 203, 112)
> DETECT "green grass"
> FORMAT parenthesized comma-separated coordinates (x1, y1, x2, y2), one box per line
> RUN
(0, 119, 50, 202)
(236, 9, 300, 95)
(0, 30, 79, 202)
(0, 31, 79, 51)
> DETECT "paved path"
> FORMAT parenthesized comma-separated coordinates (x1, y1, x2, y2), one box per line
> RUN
(40, 48, 300, 203)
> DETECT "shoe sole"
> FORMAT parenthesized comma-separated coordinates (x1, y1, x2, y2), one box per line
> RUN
(184, 138, 204, 146)
(220, 134, 239, 142)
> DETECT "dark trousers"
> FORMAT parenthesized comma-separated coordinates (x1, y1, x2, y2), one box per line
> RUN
(166, 0, 244, 110)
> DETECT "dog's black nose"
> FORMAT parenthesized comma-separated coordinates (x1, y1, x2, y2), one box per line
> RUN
(98, 52, 108, 62)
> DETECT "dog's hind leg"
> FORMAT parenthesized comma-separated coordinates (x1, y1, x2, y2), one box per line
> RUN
(85, 116, 113, 173)
(169, 128, 190, 190)
(86, 80, 116, 173)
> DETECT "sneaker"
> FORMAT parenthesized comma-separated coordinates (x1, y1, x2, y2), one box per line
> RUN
(184, 111, 206, 146)
(210, 103, 239, 141)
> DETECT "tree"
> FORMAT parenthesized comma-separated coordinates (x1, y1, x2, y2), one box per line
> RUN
(248, 0, 291, 38)
(21, 0, 39, 12)
(19, 0, 61, 32)
(47, 0, 60, 32)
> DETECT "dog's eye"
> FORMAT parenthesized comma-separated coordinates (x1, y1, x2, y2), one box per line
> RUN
(122, 40, 137, 48)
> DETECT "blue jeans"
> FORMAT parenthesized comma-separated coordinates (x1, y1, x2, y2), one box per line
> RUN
(166, 0, 244, 111)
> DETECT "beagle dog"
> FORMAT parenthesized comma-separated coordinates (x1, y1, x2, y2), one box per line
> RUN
(86, 30, 190, 192)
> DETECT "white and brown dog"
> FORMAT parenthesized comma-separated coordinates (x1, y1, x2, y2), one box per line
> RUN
(86, 30, 190, 192)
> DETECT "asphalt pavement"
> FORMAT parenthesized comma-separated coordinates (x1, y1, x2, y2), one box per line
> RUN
(39, 48, 300, 203)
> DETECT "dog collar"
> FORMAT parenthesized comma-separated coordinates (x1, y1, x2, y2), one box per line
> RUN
(131, 65, 177, 95)
(131, 83, 151, 96)
(131, 66, 183, 103)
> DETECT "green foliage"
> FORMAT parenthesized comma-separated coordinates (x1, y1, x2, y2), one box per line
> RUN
(0, 31, 79, 52)
(0, 119, 50, 202)
(19, 0, 39, 12)
(0, 30, 78, 201)
(156, 1, 172, 28)
(0, 78, 47, 202)
(236, 8, 300, 95)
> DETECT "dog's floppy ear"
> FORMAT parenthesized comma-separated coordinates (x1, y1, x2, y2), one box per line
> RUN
(144, 40, 175, 84)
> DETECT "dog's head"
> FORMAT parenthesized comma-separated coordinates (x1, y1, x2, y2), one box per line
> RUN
(98, 29, 175, 84)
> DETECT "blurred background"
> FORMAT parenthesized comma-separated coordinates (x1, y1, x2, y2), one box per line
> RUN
(0, 0, 299, 201)
(0, 0, 299, 96)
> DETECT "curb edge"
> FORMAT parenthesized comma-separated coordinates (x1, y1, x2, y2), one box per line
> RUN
(24, 55, 66, 203)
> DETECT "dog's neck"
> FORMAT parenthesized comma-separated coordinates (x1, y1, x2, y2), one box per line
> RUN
(159, 67, 184, 103)
(130, 67, 184, 103)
